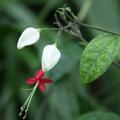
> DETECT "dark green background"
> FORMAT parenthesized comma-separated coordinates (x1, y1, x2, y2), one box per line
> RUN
(0, 0, 120, 120)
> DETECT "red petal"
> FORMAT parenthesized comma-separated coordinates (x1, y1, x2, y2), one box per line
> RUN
(39, 83, 46, 91)
(36, 69, 44, 79)
(43, 78, 53, 83)
(26, 77, 37, 85)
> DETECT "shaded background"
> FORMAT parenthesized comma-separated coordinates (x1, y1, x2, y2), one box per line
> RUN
(0, 0, 120, 120)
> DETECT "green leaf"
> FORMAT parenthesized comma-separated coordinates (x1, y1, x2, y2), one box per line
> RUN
(76, 111, 120, 120)
(115, 48, 120, 62)
(80, 33, 120, 83)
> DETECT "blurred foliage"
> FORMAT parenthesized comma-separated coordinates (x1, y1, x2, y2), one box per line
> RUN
(0, 0, 120, 120)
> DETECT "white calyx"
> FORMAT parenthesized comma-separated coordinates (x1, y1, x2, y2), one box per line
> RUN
(17, 27, 40, 49)
(42, 44, 61, 72)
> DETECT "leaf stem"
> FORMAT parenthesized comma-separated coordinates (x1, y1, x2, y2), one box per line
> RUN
(77, 22, 120, 35)
(39, 21, 120, 36)
(39, 22, 76, 32)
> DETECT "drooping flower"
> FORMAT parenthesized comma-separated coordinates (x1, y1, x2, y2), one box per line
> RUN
(42, 44, 61, 72)
(26, 69, 53, 91)
(17, 27, 40, 49)
(19, 44, 61, 119)
(19, 69, 53, 119)
(25, 44, 61, 90)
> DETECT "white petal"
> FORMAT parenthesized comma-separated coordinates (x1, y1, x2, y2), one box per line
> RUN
(42, 44, 61, 71)
(17, 27, 40, 49)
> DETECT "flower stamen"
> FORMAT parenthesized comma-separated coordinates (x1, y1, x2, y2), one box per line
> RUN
(19, 81, 39, 119)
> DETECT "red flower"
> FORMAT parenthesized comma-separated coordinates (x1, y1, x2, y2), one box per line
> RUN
(26, 69, 53, 91)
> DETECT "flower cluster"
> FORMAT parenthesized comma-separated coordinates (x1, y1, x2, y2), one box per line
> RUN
(18, 27, 61, 119)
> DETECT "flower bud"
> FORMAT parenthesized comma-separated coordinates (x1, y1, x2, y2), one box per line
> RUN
(42, 44, 61, 71)
(17, 27, 40, 49)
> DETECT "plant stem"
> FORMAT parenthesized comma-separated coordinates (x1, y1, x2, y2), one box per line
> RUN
(40, 21, 120, 35)
(77, 22, 120, 35)
(40, 22, 76, 32)
(20, 88, 33, 91)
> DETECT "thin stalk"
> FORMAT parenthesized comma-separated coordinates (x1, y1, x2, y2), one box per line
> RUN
(20, 88, 33, 91)
(78, 22, 120, 35)
(39, 22, 120, 35)
(39, 22, 76, 32)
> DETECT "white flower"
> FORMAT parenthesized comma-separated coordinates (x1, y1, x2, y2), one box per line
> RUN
(17, 27, 40, 49)
(42, 44, 61, 72)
